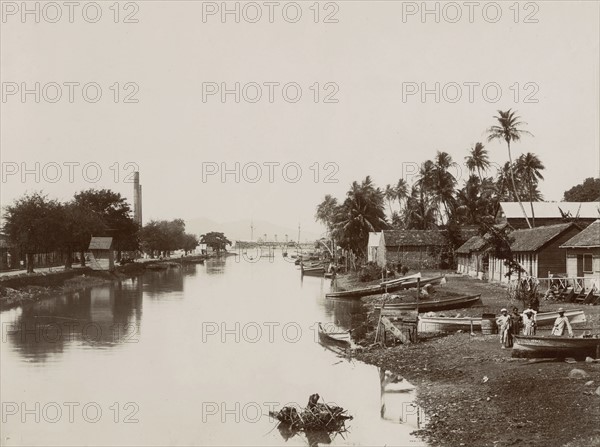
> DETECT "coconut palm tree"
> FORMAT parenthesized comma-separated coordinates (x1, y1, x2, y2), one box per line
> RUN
(515, 152, 545, 227)
(487, 109, 533, 228)
(395, 178, 409, 210)
(465, 142, 490, 181)
(384, 184, 397, 217)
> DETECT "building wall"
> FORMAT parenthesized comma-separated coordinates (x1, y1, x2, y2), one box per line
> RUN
(384, 246, 442, 269)
(536, 226, 582, 277)
(565, 248, 600, 290)
(458, 252, 486, 277)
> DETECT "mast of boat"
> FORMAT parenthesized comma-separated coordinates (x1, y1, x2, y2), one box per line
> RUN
(250, 219, 254, 242)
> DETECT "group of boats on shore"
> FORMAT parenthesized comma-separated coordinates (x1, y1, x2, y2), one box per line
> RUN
(298, 259, 600, 361)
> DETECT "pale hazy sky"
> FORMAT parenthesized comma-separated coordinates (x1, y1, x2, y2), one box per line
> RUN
(1, 1, 599, 235)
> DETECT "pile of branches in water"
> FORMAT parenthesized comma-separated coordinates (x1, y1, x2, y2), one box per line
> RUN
(269, 393, 352, 433)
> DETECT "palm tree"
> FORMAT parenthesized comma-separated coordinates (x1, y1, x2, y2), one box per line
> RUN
(515, 152, 545, 227)
(465, 142, 490, 181)
(395, 178, 409, 209)
(332, 177, 388, 261)
(384, 184, 397, 216)
(487, 109, 533, 228)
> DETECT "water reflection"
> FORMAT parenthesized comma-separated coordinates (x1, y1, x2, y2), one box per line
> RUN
(379, 368, 427, 428)
(143, 266, 184, 296)
(3, 277, 143, 361)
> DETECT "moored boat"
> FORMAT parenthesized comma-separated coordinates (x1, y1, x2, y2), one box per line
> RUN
(317, 323, 351, 348)
(512, 335, 600, 359)
(326, 274, 445, 299)
(374, 294, 482, 312)
(301, 266, 326, 276)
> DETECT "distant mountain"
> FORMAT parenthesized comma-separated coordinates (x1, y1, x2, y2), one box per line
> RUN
(185, 217, 323, 243)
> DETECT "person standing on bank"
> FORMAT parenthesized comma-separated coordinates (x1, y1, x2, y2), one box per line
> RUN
(522, 307, 537, 336)
(497, 308, 513, 349)
(551, 308, 574, 337)
(511, 307, 522, 336)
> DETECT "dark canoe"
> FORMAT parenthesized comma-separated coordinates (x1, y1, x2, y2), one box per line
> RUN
(375, 294, 482, 312)
(512, 335, 600, 359)
(301, 266, 326, 277)
(318, 323, 351, 348)
(326, 275, 445, 299)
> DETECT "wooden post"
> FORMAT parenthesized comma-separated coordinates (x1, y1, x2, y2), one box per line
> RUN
(415, 278, 420, 343)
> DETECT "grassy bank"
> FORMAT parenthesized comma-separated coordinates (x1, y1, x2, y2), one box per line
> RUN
(338, 272, 600, 446)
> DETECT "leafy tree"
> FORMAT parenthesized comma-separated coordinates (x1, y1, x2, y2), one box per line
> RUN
(61, 201, 106, 268)
(74, 189, 138, 259)
(563, 177, 600, 202)
(2, 193, 64, 273)
(487, 109, 533, 228)
(200, 232, 232, 254)
(182, 233, 199, 255)
(384, 184, 397, 216)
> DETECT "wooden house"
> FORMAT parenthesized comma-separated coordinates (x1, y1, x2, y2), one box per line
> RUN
(88, 237, 115, 271)
(456, 236, 488, 279)
(488, 222, 582, 283)
(367, 232, 382, 263)
(498, 202, 599, 229)
(377, 230, 445, 269)
(560, 219, 600, 291)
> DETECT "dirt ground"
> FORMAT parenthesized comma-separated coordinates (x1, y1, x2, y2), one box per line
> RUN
(339, 271, 600, 447)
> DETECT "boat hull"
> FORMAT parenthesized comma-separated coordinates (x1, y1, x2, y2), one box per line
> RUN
(376, 294, 482, 312)
(317, 323, 351, 348)
(326, 275, 445, 299)
(512, 335, 600, 359)
(418, 309, 587, 333)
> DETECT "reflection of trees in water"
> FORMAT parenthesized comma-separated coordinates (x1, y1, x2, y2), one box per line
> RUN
(205, 258, 226, 275)
(5, 277, 143, 362)
(143, 267, 184, 295)
(322, 299, 369, 343)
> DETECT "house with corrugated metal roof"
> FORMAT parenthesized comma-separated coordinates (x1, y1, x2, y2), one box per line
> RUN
(560, 220, 600, 291)
(498, 202, 599, 229)
(488, 222, 582, 283)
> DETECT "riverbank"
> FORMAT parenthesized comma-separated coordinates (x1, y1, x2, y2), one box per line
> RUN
(337, 272, 600, 447)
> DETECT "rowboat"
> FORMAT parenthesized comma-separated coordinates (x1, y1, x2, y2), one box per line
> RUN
(317, 323, 351, 348)
(418, 309, 588, 333)
(512, 335, 600, 359)
(326, 275, 445, 299)
(418, 309, 587, 333)
(301, 266, 325, 277)
(375, 294, 482, 312)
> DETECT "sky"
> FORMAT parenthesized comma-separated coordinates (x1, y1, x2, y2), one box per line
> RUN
(1, 1, 599, 237)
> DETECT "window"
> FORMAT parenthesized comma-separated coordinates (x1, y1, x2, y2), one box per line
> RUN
(583, 254, 593, 273)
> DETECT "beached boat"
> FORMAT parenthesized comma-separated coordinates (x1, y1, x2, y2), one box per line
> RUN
(375, 294, 482, 312)
(317, 323, 351, 348)
(380, 273, 421, 286)
(512, 335, 600, 359)
(301, 266, 325, 276)
(326, 275, 444, 299)
(418, 309, 587, 333)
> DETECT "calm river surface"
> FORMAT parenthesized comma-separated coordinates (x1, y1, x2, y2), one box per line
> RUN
(1, 253, 427, 446)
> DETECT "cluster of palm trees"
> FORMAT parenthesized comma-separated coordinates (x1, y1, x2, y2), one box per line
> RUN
(315, 109, 546, 261)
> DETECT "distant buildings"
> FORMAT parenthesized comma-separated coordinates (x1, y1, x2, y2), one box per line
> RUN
(498, 202, 599, 229)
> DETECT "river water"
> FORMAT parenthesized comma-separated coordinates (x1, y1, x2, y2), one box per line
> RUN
(1, 253, 427, 446)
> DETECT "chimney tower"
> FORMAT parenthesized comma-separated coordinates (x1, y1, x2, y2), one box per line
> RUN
(133, 172, 142, 226)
